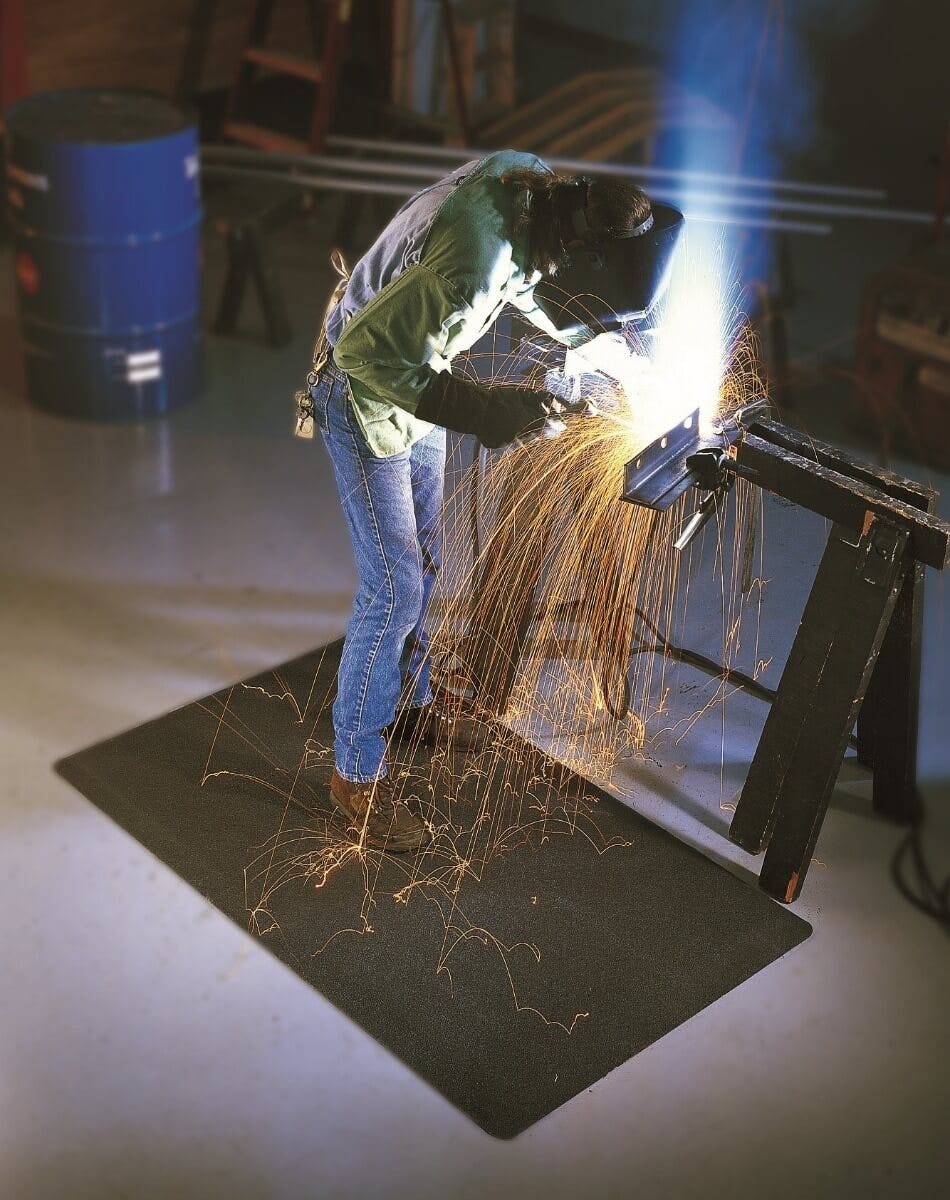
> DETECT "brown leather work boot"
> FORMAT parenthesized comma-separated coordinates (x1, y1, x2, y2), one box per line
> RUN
(388, 691, 487, 754)
(329, 770, 429, 853)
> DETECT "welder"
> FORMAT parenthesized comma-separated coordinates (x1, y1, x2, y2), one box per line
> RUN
(303, 149, 660, 852)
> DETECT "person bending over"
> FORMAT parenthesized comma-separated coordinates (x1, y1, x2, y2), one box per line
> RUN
(303, 149, 652, 852)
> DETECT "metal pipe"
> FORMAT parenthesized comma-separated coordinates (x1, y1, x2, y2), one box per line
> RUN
(203, 144, 837, 223)
(203, 143, 939, 228)
(667, 190, 945, 227)
(201, 163, 417, 198)
(200, 161, 833, 235)
(325, 134, 887, 201)
(202, 143, 445, 182)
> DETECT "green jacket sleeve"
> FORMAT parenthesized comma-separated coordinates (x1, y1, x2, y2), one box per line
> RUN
(332, 264, 473, 416)
(507, 277, 593, 350)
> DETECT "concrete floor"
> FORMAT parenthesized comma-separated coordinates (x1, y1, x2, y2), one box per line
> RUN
(1, 204, 948, 1199)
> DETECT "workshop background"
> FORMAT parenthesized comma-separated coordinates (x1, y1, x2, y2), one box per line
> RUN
(1, 1, 948, 1198)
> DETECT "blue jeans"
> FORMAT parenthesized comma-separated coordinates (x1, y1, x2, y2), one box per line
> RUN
(311, 362, 446, 782)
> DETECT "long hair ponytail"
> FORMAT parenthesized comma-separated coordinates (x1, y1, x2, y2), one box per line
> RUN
(501, 168, 652, 276)
(499, 168, 575, 275)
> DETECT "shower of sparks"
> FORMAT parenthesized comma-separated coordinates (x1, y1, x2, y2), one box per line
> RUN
(198, 236, 772, 1032)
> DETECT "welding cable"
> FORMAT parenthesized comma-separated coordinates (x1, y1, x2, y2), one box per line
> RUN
(623, 605, 863, 749)
(531, 595, 777, 722)
(469, 441, 487, 564)
(625, 635, 778, 704)
(628, 605, 777, 699)
(891, 823, 950, 931)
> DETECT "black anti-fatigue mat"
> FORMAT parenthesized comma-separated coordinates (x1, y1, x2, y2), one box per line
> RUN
(56, 640, 810, 1138)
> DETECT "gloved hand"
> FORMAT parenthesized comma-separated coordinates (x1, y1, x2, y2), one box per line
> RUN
(544, 369, 604, 417)
(416, 371, 563, 449)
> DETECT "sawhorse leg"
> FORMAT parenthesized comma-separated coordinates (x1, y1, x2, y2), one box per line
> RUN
(730, 518, 909, 902)
(213, 228, 250, 337)
(213, 222, 292, 348)
(244, 226, 292, 347)
(855, 494, 935, 823)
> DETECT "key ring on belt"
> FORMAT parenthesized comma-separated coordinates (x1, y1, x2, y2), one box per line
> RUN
(294, 248, 350, 439)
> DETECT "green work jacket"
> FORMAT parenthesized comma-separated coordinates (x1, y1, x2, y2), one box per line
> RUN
(328, 150, 577, 457)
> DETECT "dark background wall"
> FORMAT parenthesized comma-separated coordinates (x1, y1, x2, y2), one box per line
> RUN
(19, 0, 950, 210)
(522, 0, 950, 209)
(23, 0, 314, 96)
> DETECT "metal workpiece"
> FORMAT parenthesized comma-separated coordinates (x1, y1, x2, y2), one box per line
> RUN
(620, 408, 707, 510)
(623, 410, 948, 568)
(621, 397, 769, 513)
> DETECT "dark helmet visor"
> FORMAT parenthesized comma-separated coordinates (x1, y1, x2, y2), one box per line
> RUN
(533, 201, 685, 340)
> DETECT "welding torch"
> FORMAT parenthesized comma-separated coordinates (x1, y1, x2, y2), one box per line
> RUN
(539, 367, 608, 439)
(536, 392, 601, 439)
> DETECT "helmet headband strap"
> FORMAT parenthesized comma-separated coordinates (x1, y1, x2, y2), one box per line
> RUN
(567, 177, 656, 244)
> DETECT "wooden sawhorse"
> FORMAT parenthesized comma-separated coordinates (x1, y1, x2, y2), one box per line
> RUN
(723, 420, 945, 902)
(465, 418, 949, 905)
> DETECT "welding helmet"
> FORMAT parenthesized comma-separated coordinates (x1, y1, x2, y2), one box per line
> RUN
(533, 183, 684, 342)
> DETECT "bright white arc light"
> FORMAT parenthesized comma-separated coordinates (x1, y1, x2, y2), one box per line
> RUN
(562, 233, 730, 446)
(647, 233, 729, 438)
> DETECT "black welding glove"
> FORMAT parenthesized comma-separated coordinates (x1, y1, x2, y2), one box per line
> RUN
(415, 371, 559, 449)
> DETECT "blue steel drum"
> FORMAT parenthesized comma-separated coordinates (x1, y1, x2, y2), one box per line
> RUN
(4, 89, 202, 419)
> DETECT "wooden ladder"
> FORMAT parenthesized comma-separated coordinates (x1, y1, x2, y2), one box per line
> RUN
(223, 0, 352, 155)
